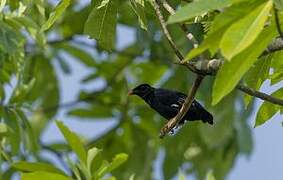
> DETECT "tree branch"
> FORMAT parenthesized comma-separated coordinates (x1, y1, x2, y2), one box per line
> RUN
(236, 84, 283, 106)
(159, 75, 204, 138)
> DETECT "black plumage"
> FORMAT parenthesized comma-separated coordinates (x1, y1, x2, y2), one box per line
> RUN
(129, 84, 213, 125)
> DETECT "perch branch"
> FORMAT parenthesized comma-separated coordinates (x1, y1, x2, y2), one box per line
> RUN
(159, 75, 204, 138)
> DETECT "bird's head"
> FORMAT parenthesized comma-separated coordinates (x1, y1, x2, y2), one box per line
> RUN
(128, 84, 154, 97)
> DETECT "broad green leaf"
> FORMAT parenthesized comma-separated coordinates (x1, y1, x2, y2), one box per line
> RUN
(55, 43, 96, 67)
(41, 0, 71, 31)
(167, 0, 234, 24)
(56, 121, 87, 163)
(255, 88, 283, 127)
(12, 162, 66, 176)
(220, 1, 272, 60)
(130, 0, 148, 30)
(21, 171, 69, 180)
(212, 25, 277, 105)
(84, 0, 117, 51)
(243, 56, 272, 107)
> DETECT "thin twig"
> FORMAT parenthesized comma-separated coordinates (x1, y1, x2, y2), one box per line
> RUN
(160, 0, 199, 47)
(159, 75, 204, 138)
(274, 6, 283, 39)
(153, 0, 184, 61)
(236, 84, 283, 106)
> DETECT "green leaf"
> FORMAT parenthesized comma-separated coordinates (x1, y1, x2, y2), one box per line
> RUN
(41, 0, 71, 31)
(220, 1, 272, 60)
(21, 171, 69, 180)
(0, 123, 8, 135)
(130, 0, 148, 30)
(243, 56, 272, 107)
(108, 153, 128, 172)
(273, 0, 283, 10)
(87, 147, 102, 171)
(255, 88, 283, 127)
(206, 171, 216, 180)
(185, 29, 226, 61)
(10, 78, 36, 104)
(167, 0, 234, 24)
(84, 0, 117, 51)
(97, 153, 128, 178)
(12, 162, 66, 176)
(212, 25, 277, 105)
(56, 121, 87, 163)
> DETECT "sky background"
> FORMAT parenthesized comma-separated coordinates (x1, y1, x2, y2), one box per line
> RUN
(41, 25, 283, 180)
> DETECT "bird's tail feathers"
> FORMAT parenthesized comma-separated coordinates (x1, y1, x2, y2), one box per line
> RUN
(201, 110, 213, 125)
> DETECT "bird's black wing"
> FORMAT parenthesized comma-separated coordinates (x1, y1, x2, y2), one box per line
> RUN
(154, 88, 186, 110)
(154, 88, 213, 124)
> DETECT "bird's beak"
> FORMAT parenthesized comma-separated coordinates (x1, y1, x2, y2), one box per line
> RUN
(128, 90, 134, 96)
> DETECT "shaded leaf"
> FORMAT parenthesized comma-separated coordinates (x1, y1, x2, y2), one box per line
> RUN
(84, 0, 117, 50)
(130, 0, 148, 30)
(56, 121, 87, 163)
(12, 162, 66, 176)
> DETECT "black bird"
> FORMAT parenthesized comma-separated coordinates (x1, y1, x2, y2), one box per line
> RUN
(128, 84, 213, 125)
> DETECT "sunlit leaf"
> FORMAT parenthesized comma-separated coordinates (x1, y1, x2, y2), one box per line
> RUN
(220, 1, 272, 60)
(212, 25, 276, 105)
(41, 0, 71, 31)
(167, 0, 234, 24)
(21, 171, 69, 180)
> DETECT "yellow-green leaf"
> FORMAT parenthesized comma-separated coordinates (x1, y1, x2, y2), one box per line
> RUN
(220, 1, 272, 60)
(212, 25, 276, 105)
(41, 0, 71, 31)
(21, 171, 70, 180)
(167, 0, 234, 24)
